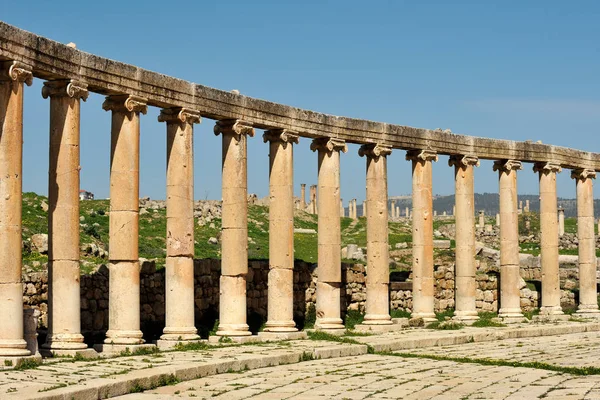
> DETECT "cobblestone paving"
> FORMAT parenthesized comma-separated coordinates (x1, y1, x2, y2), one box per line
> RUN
(398, 330, 600, 368)
(119, 354, 600, 399)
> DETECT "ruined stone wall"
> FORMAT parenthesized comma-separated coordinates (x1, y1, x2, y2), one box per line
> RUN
(22, 256, 584, 337)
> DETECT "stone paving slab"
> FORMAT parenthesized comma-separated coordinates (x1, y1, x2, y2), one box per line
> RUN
(116, 354, 600, 399)
(0, 340, 367, 400)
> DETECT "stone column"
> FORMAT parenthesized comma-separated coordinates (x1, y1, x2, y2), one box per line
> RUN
(406, 207, 410, 218)
(406, 149, 438, 321)
(359, 144, 393, 325)
(525, 199, 530, 213)
(396, 206, 400, 219)
(340, 199, 344, 217)
(310, 185, 317, 214)
(534, 162, 563, 316)
(558, 208, 565, 237)
(301, 184, 306, 209)
(494, 160, 525, 320)
(449, 155, 479, 323)
(103, 95, 147, 345)
(572, 169, 599, 315)
(496, 213, 500, 227)
(213, 120, 254, 336)
(311, 138, 347, 331)
(363, 201, 367, 217)
(478, 211, 485, 229)
(263, 129, 299, 332)
(158, 108, 201, 342)
(42, 80, 89, 352)
(0, 61, 32, 357)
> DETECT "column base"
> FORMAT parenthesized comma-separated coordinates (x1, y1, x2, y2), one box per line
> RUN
(43, 333, 88, 350)
(315, 317, 345, 331)
(0, 354, 41, 369)
(574, 310, 600, 319)
(156, 339, 206, 350)
(215, 323, 251, 337)
(576, 304, 600, 313)
(93, 343, 156, 356)
(540, 306, 564, 316)
(104, 330, 145, 345)
(160, 327, 200, 342)
(362, 314, 393, 325)
(497, 316, 529, 325)
(40, 348, 99, 359)
(0, 339, 31, 357)
(410, 313, 437, 323)
(257, 331, 307, 341)
(533, 314, 570, 323)
(263, 320, 298, 333)
(452, 315, 480, 325)
(498, 308, 525, 319)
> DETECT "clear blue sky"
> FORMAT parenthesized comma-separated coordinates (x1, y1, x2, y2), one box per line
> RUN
(2, 1, 599, 202)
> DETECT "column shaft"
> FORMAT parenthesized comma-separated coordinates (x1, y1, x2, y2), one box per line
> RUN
(573, 169, 599, 314)
(311, 138, 346, 330)
(103, 95, 147, 344)
(214, 120, 254, 336)
(159, 108, 201, 341)
(42, 80, 88, 350)
(0, 61, 32, 356)
(535, 162, 563, 315)
(450, 155, 479, 321)
(407, 150, 437, 320)
(264, 130, 298, 332)
(360, 144, 392, 325)
(495, 160, 524, 318)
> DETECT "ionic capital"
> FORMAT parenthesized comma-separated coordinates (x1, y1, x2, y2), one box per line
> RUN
(0, 61, 33, 86)
(358, 143, 392, 159)
(448, 154, 480, 169)
(262, 129, 299, 146)
(158, 107, 201, 125)
(41, 80, 89, 101)
(102, 95, 148, 114)
(493, 159, 522, 173)
(533, 161, 562, 175)
(571, 168, 597, 181)
(214, 119, 255, 139)
(310, 137, 348, 154)
(406, 149, 438, 163)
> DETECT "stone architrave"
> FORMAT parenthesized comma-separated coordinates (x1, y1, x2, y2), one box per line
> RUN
(263, 129, 299, 332)
(494, 160, 525, 320)
(103, 94, 147, 345)
(41, 80, 89, 351)
(214, 120, 255, 336)
(572, 169, 600, 315)
(158, 108, 201, 342)
(406, 149, 438, 321)
(449, 155, 480, 323)
(558, 208, 565, 237)
(359, 144, 393, 325)
(311, 137, 347, 331)
(534, 161, 564, 316)
(0, 61, 32, 356)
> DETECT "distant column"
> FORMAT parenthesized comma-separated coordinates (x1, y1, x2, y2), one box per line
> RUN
(449, 155, 480, 323)
(311, 137, 347, 331)
(496, 213, 500, 227)
(362, 201, 367, 217)
(159, 108, 201, 342)
(340, 199, 344, 217)
(42, 80, 89, 351)
(405, 206, 410, 218)
(263, 129, 299, 332)
(572, 169, 599, 315)
(310, 185, 317, 214)
(558, 207, 565, 237)
(214, 119, 254, 336)
(0, 61, 32, 357)
(360, 144, 393, 325)
(525, 199, 530, 213)
(494, 160, 525, 320)
(396, 206, 400, 219)
(300, 184, 306, 209)
(478, 211, 485, 229)
(534, 161, 563, 316)
(406, 149, 438, 321)
(103, 95, 147, 345)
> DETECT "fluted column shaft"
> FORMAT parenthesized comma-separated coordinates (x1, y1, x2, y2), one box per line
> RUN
(450, 155, 479, 322)
(214, 120, 254, 336)
(311, 138, 347, 330)
(535, 162, 563, 315)
(301, 184, 306, 209)
(495, 160, 524, 318)
(42, 80, 88, 350)
(103, 95, 147, 344)
(360, 144, 392, 325)
(0, 61, 32, 356)
(159, 108, 201, 341)
(264, 130, 298, 332)
(572, 169, 599, 314)
(407, 150, 437, 320)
